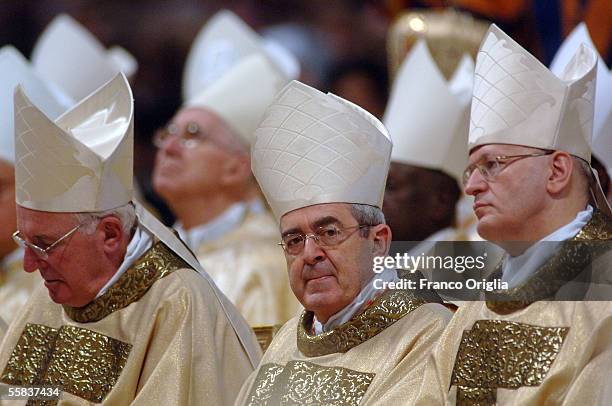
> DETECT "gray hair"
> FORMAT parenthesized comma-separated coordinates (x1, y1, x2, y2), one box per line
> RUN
(73, 203, 137, 235)
(350, 203, 385, 237)
(573, 156, 593, 198)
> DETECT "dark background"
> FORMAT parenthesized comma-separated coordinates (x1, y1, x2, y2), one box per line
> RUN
(2, 0, 609, 221)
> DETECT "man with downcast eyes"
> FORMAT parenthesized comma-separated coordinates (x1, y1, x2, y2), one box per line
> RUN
(0, 74, 260, 405)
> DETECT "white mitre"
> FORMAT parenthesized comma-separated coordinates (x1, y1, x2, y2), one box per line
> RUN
(0, 46, 68, 163)
(470, 24, 596, 158)
(14, 73, 133, 212)
(252, 80, 392, 220)
(550, 22, 612, 178)
(182, 9, 299, 101)
(31, 14, 138, 103)
(384, 39, 473, 183)
(186, 54, 290, 145)
(470, 24, 611, 216)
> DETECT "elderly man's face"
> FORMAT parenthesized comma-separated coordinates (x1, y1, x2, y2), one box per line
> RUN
(464, 144, 550, 241)
(0, 160, 16, 259)
(279, 203, 378, 321)
(16, 207, 110, 307)
(152, 107, 245, 202)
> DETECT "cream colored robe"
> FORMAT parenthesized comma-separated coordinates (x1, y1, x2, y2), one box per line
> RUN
(0, 240, 261, 405)
(0, 249, 38, 325)
(416, 211, 612, 405)
(196, 208, 301, 326)
(0, 318, 6, 341)
(236, 286, 452, 406)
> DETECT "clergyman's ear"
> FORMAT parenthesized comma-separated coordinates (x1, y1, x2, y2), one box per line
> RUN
(220, 154, 251, 186)
(546, 151, 573, 195)
(99, 216, 124, 255)
(370, 224, 392, 257)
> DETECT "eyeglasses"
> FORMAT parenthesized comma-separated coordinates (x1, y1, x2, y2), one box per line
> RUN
(462, 151, 554, 187)
(12, 223, 82, 260)
(153, 122, 206, 149)
(279, 224, 370, 255)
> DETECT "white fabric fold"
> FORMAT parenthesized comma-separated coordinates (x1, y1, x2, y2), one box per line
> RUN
(174, 201, 248, 250)
(501, 205, 593, 288)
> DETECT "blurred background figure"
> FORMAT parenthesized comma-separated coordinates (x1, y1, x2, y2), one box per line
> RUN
(383, 8, 492, 243)
(31, 13, 137, 104)
(152, 11, 301, 328)
(382, 40, 472, 243)
(0, 45, 68, 325)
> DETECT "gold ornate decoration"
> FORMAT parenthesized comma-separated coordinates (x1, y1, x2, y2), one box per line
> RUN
(63, 241, 192, 323)
(245, 360, 374, 405)
(297, 283, 430, 357)
(1, 323, 132, 403)
(574, 210, 612, 241)
(387, 8, 489, 79)
(451, 320, 569, 405)
(486, 210, 612, 314)
(245, 363, 285, 405)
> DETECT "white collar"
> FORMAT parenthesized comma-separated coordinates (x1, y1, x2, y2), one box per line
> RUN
(313, 267, 398, 335)
(174, 201, 248, 250)
(95, 224, 153, 298)
(501, 205, 593, 288)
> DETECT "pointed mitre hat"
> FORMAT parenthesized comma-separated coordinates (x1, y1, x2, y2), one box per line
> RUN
(31, 14, 138, 103)
(550, 22, 612, 179)
(14, 73, 133, 212)
(182, 10, 299, 102)
(186, 54, 290, 145)
(183, 11, 298, 145)
(252, 80, 392, 220)
(469, 24, 611, 216)
(0, 46, 68, 163)
(384, 39, 473, 183)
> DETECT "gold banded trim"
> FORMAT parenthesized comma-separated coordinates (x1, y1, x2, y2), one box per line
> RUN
(64, 241, 191, 323)
(1, 323, 132, 403)
(486, 210, 612, 313)
(246, 360, 374, 405)
(297, 287, 428, 357)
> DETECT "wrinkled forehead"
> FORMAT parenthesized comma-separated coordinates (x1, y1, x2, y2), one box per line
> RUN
(172, 106, 219, 128)
(279, 203, 355, 234)
(468, 143, 542, 163)
(16, 206, 75, 233)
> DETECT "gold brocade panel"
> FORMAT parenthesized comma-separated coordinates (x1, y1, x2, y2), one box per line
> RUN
(1, 323, 132, 404)
(245, 360, 375, 405)
(451, 320, 569, 405)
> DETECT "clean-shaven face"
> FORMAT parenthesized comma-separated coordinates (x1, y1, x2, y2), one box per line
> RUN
(464, 144, 551, 241)
(279, 203, 375, 320)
